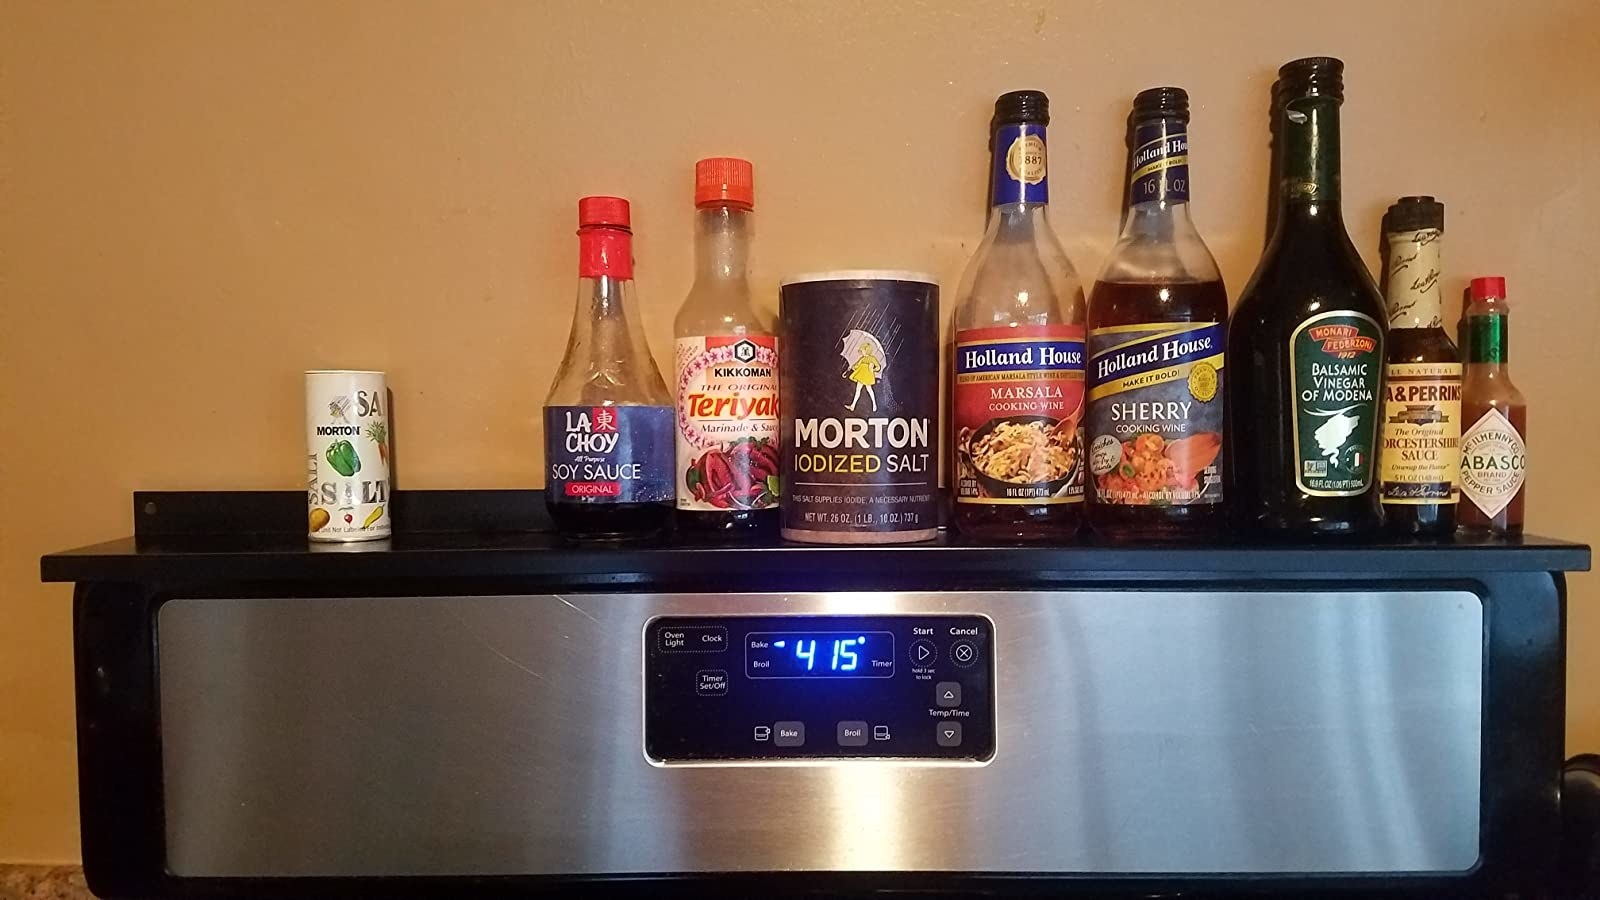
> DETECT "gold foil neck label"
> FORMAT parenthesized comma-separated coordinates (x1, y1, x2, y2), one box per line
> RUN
(1006, 134, 1047, 185)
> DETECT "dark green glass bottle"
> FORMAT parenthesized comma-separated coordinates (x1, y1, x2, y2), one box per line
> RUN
(1226, 57, 1387, 537)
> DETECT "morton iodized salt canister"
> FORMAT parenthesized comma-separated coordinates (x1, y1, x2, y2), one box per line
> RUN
(306, 370, 392, 542)
(779, 271, 939, 543)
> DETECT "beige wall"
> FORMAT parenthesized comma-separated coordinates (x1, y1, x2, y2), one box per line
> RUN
(3, 0, 1597, 863)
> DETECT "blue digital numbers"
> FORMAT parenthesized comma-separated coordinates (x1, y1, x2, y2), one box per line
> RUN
(747, 631, 894, 679)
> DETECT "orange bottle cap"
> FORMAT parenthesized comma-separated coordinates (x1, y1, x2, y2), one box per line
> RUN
(695, 158, 754, 210)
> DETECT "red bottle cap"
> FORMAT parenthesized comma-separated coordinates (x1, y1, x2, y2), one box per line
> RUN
(694, 158, 754, 210)
(578, 195, 631, 229)
(1469, 276, 1508, 301)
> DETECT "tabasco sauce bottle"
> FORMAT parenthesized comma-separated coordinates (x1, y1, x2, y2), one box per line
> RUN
(1226, 57, 1387, 537)
(1459, 276, 1527, 536)
(1378, 196, 1461, 536)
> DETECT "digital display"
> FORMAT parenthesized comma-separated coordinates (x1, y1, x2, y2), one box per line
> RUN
(745, 630, 895, 678)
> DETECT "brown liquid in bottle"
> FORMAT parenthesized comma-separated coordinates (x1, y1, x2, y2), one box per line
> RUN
(1087, 280, 1228, 540)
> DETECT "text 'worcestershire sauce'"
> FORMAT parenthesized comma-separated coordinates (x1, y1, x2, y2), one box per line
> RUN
(1227, 57, 1387, 537)
(1087, 87, 1227, 540)
(951, 90, 1088, 542)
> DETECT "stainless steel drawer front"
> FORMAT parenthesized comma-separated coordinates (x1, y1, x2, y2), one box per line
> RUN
(158, 590, 1483, 877)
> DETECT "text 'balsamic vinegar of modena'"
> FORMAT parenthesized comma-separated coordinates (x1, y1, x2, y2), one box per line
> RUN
(1087, 87, 1227, 540)
(1227, 57, 1387, 537)
(1378, 196, 1461, 536)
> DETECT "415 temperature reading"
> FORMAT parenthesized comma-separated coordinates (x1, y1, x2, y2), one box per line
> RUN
(775, 636, 867, 672)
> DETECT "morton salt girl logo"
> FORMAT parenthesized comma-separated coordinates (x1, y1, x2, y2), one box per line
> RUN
(841, 328, 887, 412)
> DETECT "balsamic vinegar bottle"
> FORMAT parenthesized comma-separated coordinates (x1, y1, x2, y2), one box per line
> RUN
(1087, 87, 1227, 540)
(1226, 57, 1387, 537)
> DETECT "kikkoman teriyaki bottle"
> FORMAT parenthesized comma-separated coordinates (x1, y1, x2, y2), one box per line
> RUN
(951, 90, 1088, 542)
(1087, 87, 1227, 540)
(1227, 57, 1386, 537)
(673, 158, 779, 535)
(543, 196, 675, 539)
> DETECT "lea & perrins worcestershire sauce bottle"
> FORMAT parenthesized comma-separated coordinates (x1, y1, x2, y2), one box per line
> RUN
(1226, 57, 1387, 537)
(1377, 196, 1462, 537)
(543, 197, 676, 540)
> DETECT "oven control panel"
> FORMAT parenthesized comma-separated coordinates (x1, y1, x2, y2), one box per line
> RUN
(644, 615, 994, 762)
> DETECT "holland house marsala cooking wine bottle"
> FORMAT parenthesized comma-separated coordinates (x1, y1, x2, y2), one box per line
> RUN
(544, 196, 676, 539)
(1087, 87, 1227, 540)
(951, 90, 1088, 542)
(1227, 57, 1387, 537)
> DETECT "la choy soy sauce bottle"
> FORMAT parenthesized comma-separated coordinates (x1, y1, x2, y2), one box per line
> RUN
(950, 90, 1089, 543)
(543, 196, 676, 540)
(1086, 86, 1228, 540)
(1227, 57, 1387, 538)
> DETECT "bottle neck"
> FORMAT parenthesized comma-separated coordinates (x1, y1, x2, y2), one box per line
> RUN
(990, 121, 1049, 209)
(1466, 310, 1510, 366)
(692, 206, 751, 284)
(577, 224, 633, 280)
(1274, 95, 1343, 227)
(1384, 228, 1445, 329)
(1126, 117, 1189, 211)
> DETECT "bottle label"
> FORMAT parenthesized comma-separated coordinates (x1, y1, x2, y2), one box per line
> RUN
(1289, 311, 1384, 496)
(1384, 228, 1444, 328)
(544, 405, 674, 503)
(1460, 407, 1527, 518)
(991, 123, 1048, 205)
(674, 335, 781, 512)
(1129, 123, 1188, 205)
(953, 324, 1085, 504)
(1379, 362, 1462, 504)
(1086, 322, 1224, 506)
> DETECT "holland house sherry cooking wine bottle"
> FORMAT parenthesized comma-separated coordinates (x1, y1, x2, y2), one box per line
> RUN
(544, 196, 676, 540)
(1459, 275, 1527, 536)
(1378, 196, 1461, 536)
(1227, 57, 1386, 537)
(1087, 86, 1227, 540)
(951, 90, 1088, 542)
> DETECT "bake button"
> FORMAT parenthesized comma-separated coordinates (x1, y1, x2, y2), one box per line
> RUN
(935, 681, 962, 708)
(950, 641, 977, 668)
(695, 669, 729, 697)
(774, 721, 806, 748)
(936, 721, 963, 748)
(837, 721, 869, 747)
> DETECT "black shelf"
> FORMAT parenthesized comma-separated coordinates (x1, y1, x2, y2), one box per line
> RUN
(39, 490, 1591, 585)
